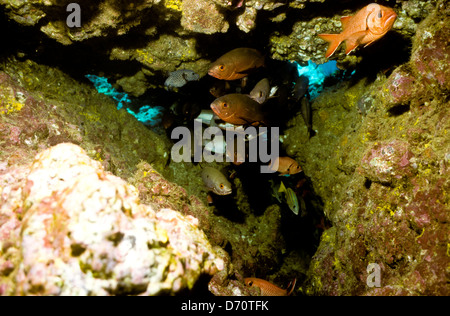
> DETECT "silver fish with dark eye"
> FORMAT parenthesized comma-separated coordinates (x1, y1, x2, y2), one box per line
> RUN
(249, 78, 270, 104)
(201, 167, 232, 195)
(164, 69, 200, 89)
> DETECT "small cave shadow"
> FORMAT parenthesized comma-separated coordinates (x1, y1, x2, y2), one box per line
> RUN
(211, 162, 274, 222)
(233, 158, 327, 256)
(0, 4, 160, 83)
(0, 7, 45, 60)
(210, 191, 247, 224)
(195, 32, 267, 64)
(347, 32, 412, 84)
(176, 273, 215, 297)
(232, 164, 328, 287)
(387, 103, 411, 116)
(234, 162, 276, 217)
(278, 174, 327, 256)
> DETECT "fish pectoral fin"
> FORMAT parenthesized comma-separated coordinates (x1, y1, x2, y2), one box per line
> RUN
(235, 70, 250, 78)
(318, 33, 342, 58)
(344, 31, 367, 55)
(363, 39, 377, 47)
(236, 115, 256, 126)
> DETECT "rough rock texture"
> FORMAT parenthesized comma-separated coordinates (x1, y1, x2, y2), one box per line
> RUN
(1, 0, 435, 96)
(117, 34, 208, 76)
(0, 59, 169, 179)
(1, 143, 223, 295)
(181, 0, 229, 34)
(281, 3, 449, 295)
(0, 0, 162, 44)
(0, 54, 298, 296)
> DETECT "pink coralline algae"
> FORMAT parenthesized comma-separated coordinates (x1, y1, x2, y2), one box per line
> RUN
(360, 140, 414, 185)
(381, 6, 449, 110)
(410, 19, 450, 90)
(3, 143, 224, 295)
(382, 66, 420, 107)
(8, 126, 22, 145)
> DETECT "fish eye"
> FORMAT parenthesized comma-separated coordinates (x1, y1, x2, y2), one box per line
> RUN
(219, 65, 225, 71)
(248, 281, 253, 286)
(220, 183, 224, 189)
(222, 102, 228, 108)
(377, 11, 383, 18)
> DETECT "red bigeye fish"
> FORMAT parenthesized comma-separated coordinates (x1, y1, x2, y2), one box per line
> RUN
(210, 93, 267, 126)
(318, 3, 397, 58)
(269, 156, 302, 175)
(244, 278, 296, 296)
(208, 48, 265, 81)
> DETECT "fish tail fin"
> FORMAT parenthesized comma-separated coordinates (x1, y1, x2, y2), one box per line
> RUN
(318, 34, 342, 58)
(286, 278, 297, 296)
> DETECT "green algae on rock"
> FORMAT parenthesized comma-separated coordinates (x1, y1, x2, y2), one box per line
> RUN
(286, 3, 449, 295)
(0, 58, 170, 178)
(181, 0, 229, 34)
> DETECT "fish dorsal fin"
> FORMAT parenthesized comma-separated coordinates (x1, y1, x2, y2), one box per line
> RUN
(340, 16, 352, 30)
(278, 181, 286, 193)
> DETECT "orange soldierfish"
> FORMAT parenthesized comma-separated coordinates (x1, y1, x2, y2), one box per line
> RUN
(208, 48, 265, 80)
(245, 278, 296, 296)
(318, 3, 397, 58)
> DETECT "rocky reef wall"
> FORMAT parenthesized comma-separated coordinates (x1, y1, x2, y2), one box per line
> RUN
(283, 3, 449, 295)
(0, 0, 449, 296)
(0, 0, 436, 93)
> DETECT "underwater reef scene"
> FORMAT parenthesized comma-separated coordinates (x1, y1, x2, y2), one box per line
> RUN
(0, 0, 448, 296)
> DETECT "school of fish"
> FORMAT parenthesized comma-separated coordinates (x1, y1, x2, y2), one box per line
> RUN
(163, 2, 397, 296)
